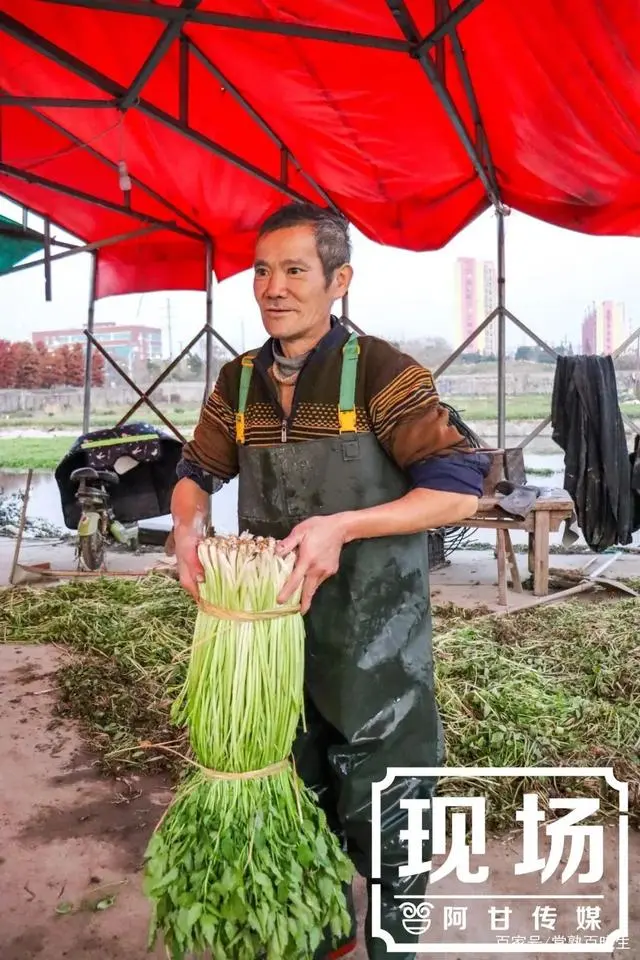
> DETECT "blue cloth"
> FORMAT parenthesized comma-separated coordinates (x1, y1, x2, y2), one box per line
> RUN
(176, 457, 223, 495)
(407, 451, 491, 498)
(179, 450, 490, 499)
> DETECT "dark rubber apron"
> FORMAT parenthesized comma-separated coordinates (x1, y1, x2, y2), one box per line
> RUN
(235, 334, 444, 959)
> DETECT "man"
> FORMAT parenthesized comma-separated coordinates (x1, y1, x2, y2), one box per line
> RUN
(171, 202, 488, 959)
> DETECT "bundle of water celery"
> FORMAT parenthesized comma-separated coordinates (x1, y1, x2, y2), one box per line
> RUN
(143, 533, 355, 959)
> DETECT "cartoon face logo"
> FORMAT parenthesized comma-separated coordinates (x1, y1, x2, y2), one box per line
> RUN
(400, 900, 433, 935)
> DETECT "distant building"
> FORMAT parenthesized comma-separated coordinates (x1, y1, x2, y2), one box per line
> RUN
(581, 306, 597, 354)
(581, 302, 628, 355)
(32, 323, 163, 372)
(454, 257, 498, 355)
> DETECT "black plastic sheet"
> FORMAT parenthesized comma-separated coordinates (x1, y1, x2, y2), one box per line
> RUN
(551, 355, 639, 552)
(54, 421, 183, 529)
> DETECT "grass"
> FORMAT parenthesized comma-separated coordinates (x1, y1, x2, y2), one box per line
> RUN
(3, 396, 639, 431)
(2, 396, 638, 473)
(525, 466, 555, 477)
(0, 436, 76, 471)
(1, 575, 638, 832)
(442, 395, 639, 422)
(434, 601, 640, 826)
(0, 433, 194, 471)
(2, 408, 200, 430)
(0, 575, 193, 775)
(446, 395, 552, 420)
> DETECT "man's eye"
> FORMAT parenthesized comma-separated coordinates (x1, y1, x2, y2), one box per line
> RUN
(255, 268, 267, 278)
(288, 267, 302, 275)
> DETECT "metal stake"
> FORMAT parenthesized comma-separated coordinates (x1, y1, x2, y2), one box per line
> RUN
(9, 469, 33, 586)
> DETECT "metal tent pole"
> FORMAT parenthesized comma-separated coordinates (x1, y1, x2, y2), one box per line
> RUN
(190, 39, 337, 211)
(204, 240, 214, 396)
(82, 252, 98, 434)
(434, 309, 498, 379)
(204, 240, 215, 534)
(116, 324, 210, 427)
(85, 330, 187, 441)
(3, 224, 163, 277)
(43, 217, 52, 301)
(0, 189, 87, 248)
(497, 211, 506, 448)
(0, 12, 312, 205)
(340, 291, 365, 335)
(505, 309, 558, 359)
(33, 112, 207, 238)
(0, 161, 202, 240)
(0, 94, 116, 108)
(37, 0, 412, 50)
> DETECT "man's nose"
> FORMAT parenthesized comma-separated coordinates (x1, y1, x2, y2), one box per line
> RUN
(265, 270, 287, 298)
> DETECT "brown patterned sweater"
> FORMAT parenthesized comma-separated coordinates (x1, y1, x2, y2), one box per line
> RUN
(178, 318, 489, 496)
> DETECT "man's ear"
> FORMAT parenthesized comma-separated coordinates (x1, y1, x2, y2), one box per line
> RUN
(331, 263, 353, 299)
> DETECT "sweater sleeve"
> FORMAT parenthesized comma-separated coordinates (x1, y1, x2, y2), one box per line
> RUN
(363, 337, 489, 496)
(177, 360, 239, 492)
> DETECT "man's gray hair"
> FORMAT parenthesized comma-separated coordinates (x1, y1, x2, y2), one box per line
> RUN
(258, 202, 351, 284)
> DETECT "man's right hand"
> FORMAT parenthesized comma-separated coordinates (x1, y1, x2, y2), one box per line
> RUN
(170, 477, 210, 601)
(174, 530, 205, 601)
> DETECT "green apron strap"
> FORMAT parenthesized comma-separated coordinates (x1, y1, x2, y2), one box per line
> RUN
(338, 333, 360, 434)
(236, 353, 256, 444)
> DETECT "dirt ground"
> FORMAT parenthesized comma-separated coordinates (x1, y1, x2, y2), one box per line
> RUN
(1, 645, 638, 960)
(1, 643, 171, 960)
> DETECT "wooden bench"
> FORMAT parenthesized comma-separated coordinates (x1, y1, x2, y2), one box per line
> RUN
(469, 488, 575, 604)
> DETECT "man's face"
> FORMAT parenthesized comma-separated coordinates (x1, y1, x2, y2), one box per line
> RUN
(253, 223, 350, 344)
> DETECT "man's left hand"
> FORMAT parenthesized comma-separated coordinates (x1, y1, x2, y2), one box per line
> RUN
(276, 514, 348, 614)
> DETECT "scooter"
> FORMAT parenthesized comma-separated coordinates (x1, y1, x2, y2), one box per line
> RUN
(55, 421, 184, 573)
(70, 465, 139, 571)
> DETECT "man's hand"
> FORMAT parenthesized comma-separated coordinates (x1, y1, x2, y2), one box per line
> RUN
(274, 489, 479, 614)
(170, 477, 209, 602)
(173, 529, 205, 602)
(276, 514, 348, 614)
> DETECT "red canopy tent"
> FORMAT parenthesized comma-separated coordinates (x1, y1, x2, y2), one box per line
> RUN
(1, 0, 640, 438)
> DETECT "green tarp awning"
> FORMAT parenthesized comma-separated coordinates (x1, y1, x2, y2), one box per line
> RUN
(0, 214, 44, 273)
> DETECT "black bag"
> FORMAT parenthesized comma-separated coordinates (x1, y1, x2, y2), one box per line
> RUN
(54, 421, 183, 529)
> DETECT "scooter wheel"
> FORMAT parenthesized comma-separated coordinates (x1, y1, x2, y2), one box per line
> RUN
(78, 531, 106, 571)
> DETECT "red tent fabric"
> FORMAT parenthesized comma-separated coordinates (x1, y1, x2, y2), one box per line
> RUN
(1, 0, 639, 299)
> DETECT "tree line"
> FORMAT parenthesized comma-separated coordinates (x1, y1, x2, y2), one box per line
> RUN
(0, 339, 105, 389)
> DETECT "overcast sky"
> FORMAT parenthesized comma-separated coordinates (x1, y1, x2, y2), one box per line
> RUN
(2, 195, 639, 358)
